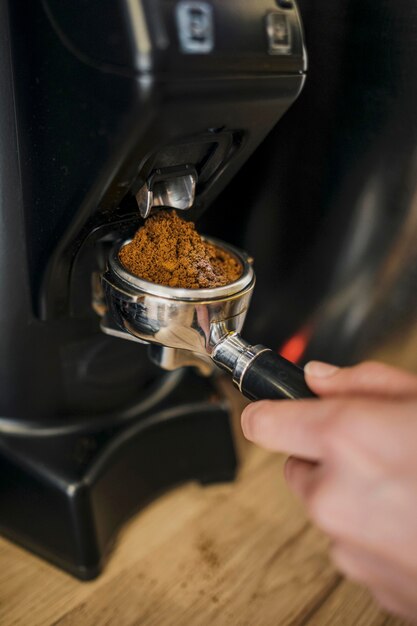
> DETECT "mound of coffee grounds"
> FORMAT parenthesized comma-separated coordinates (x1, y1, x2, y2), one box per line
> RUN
(119, 210, 242, 289)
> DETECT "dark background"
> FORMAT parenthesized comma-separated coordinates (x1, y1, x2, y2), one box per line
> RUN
(202, 0, 417, 365)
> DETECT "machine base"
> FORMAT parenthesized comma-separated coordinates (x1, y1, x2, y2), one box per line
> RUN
(0, 371, 237, 579)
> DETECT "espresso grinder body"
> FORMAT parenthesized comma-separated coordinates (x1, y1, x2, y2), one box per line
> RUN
(0, 1, 306, 577)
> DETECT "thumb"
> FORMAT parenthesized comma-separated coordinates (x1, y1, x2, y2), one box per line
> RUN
(304, 360, 417, 398)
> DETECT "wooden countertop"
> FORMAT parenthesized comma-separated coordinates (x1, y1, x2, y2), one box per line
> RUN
(0, 385, 407, 626)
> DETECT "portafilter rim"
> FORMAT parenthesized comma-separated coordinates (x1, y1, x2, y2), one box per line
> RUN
(108, 236, 255, 302)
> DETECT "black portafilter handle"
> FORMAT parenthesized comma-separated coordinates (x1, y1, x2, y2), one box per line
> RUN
(238, 349, 315, 401)
(212, 335, 316, 401)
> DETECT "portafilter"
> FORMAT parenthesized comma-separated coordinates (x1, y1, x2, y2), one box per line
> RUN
(101, 237, 315, 401)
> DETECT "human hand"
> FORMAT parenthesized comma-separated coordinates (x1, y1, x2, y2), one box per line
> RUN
(241, 360, 417, 622)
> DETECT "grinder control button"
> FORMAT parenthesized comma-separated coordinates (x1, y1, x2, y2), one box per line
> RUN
(266, 12, 292, 55)
(176, 1, 214, 54)
(276, 0, 294, 9)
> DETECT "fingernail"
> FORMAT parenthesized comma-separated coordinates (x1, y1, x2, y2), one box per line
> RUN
(241, 404, 257, 440)
(283, 456, 294, 482)
(304, 361, 340, 378)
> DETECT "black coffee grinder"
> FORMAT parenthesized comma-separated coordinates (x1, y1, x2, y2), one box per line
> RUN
(0, 0, 306, 578)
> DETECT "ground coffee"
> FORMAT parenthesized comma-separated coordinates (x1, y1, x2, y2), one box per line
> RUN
(119, 210, 242, 289)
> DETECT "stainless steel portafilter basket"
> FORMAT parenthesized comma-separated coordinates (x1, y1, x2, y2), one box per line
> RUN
(101, 237, 314, 401)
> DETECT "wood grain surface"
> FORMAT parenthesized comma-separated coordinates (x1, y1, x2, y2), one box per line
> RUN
(0, 384, 408, 626)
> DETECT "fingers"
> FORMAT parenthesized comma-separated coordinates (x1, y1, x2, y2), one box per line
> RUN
(330, 542, 417, 622)
(242, 391, 417, 470)
(305, 360, 417, 398)
(372, 589, 417, 624)
(284, 456, 320, 500)
(241, 399, 334, 461)
(241, 365, 417, 625)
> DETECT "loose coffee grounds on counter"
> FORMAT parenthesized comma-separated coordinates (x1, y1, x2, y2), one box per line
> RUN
(119, 210, 242, 289)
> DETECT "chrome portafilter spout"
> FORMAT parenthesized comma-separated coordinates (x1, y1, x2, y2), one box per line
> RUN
(101, 238, 315, 401)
